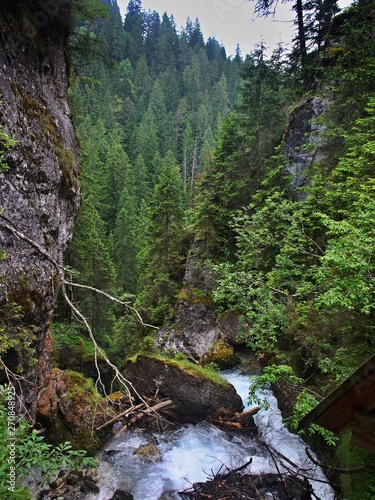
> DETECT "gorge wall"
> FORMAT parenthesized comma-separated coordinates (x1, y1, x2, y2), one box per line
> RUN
(0, 0, 80, 415)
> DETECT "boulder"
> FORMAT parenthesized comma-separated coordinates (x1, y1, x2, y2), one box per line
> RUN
(124, 355, 243, 421)
(200, 339, 240, 370)
(36, 368, 107, 454)
(110, 490, 134, 500)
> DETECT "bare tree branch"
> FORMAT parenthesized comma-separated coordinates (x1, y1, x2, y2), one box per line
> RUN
(0, 214, 165, 422)
(64, 281, 159, 330)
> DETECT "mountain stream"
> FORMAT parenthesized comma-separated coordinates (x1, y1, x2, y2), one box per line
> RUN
(84, 369, 335, 500)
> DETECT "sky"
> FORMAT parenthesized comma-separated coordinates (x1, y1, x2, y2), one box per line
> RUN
(116, 0, 352, 57)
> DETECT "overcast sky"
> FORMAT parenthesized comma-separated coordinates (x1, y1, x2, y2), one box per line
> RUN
(116, 0, 352, 57)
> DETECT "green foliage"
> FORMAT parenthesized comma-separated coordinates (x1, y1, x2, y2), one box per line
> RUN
(248, 365, 338, 445)
(138, 335, 158, 354)
(0, 386, 96, 498)
(0, 303, 36, 374)
(336, 430, 375, 499)
(204, 361, 220, 372)
(135, 151, 189, 325)
(51, 323, 96, 363)
(65, 197, 116, 342)
(284, 392, 338, 446)
(157, 355, 229, 386)
(193, 45, 295, 254)
(0, 123, 17, 172)
(248, 365, 303, 409)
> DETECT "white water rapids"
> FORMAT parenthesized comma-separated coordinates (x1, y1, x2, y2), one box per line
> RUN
(85, 369, 335, 500)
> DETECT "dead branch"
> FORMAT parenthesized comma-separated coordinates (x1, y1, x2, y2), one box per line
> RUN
(95, 402, 146, 431)
(116, 399, 173, 434)
(0, 215, 161, 414)
(0, 215, 63, 270)
(64, 280, 159, 330)
(305, 447, 375, 475)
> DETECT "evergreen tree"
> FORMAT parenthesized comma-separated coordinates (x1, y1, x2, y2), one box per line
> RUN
(124, 0, 144, 66)
(67, 198, 116, 340)
(111, 185, 139, 294)
(136, 151, 188, 324)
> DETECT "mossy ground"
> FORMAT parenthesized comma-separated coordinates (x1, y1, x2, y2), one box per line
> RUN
(336, 430, 375, 499)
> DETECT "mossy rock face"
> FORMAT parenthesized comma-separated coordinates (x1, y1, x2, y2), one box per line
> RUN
(124, 355, 243, 421)
(37, 368, 107, 454)
(199, 339, 240, 370)
(0, 0, 80, 419)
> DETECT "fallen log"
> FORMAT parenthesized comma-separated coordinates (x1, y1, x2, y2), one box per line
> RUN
(208, 406, 260, 433)
(96, 402, 146, 431)
(116, 399, 173, 434)
(238, 406, 261, 417)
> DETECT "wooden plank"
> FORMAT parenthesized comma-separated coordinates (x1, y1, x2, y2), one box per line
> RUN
(298, 353, 375, 433)
(353, 410, 375, 432)
(352, 411, 375, 454)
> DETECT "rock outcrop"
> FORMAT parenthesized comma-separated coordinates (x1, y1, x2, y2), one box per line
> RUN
(284, 96, 328, 193)
(36, 368, 106, 454)
(0, 0, 80, 414)
(124, 355, 244, 421)
(156, 238, 244, 361)
(199, 339, 240, 370)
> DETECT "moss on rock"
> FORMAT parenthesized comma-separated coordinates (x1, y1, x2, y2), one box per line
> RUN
(37, 368, 107, 454)
(199, 339, 240, 370)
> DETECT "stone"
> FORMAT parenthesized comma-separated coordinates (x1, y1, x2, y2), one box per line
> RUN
(36, 368, 105, 454)
(0, 1, 80, 417)
(156, 239, 245, 362)
(80, 479, 100, 494)
(200, 339, 240, 370)
(133, 443, 161, 462)
(284, 96, 328, 194)
(124, 355, 243, 421)
(110, 490, 134, 500)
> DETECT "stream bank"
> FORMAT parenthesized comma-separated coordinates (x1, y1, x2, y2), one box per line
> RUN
(67, 368, 334, 500)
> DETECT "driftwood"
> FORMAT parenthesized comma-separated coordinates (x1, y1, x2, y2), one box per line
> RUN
(181, 458, 312, 499)
(96, 403, 146, 431)
(208, 406, 260, 434)
(116, 399, 173, 434)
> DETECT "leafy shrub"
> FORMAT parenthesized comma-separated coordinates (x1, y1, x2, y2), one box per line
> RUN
(0, 385, 96, 498)
(248, 364, 338, 446)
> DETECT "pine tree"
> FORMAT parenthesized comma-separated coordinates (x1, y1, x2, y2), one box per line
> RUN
(136, 151, 188, 324)
(67, 198, 117, 340)
(111, 185, 139, 294)
(124, 0, 144, 66)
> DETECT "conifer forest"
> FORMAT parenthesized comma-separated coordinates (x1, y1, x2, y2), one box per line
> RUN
(1, 0, 375, 498)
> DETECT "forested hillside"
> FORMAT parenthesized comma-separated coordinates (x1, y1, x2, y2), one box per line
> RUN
(55, 0, 243, 357)
(51, 0, 375, 496)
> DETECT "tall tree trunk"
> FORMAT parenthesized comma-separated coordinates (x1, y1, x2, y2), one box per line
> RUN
(296, 0, 307, 69)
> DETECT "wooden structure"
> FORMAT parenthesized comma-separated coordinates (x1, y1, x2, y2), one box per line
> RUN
(298, 353, 375, 453)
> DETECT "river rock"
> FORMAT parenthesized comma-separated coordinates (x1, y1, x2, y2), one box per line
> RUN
(110, 490, 134, 500)
(124, 355, 243, 421)
(133, 443, 161, 461)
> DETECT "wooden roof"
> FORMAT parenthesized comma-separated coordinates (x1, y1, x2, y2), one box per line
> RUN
(298, 353, 375, 437)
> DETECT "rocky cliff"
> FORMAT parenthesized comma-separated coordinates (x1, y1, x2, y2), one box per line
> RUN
(284, 96, 327, 193)
(0, 0, 80, 415)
